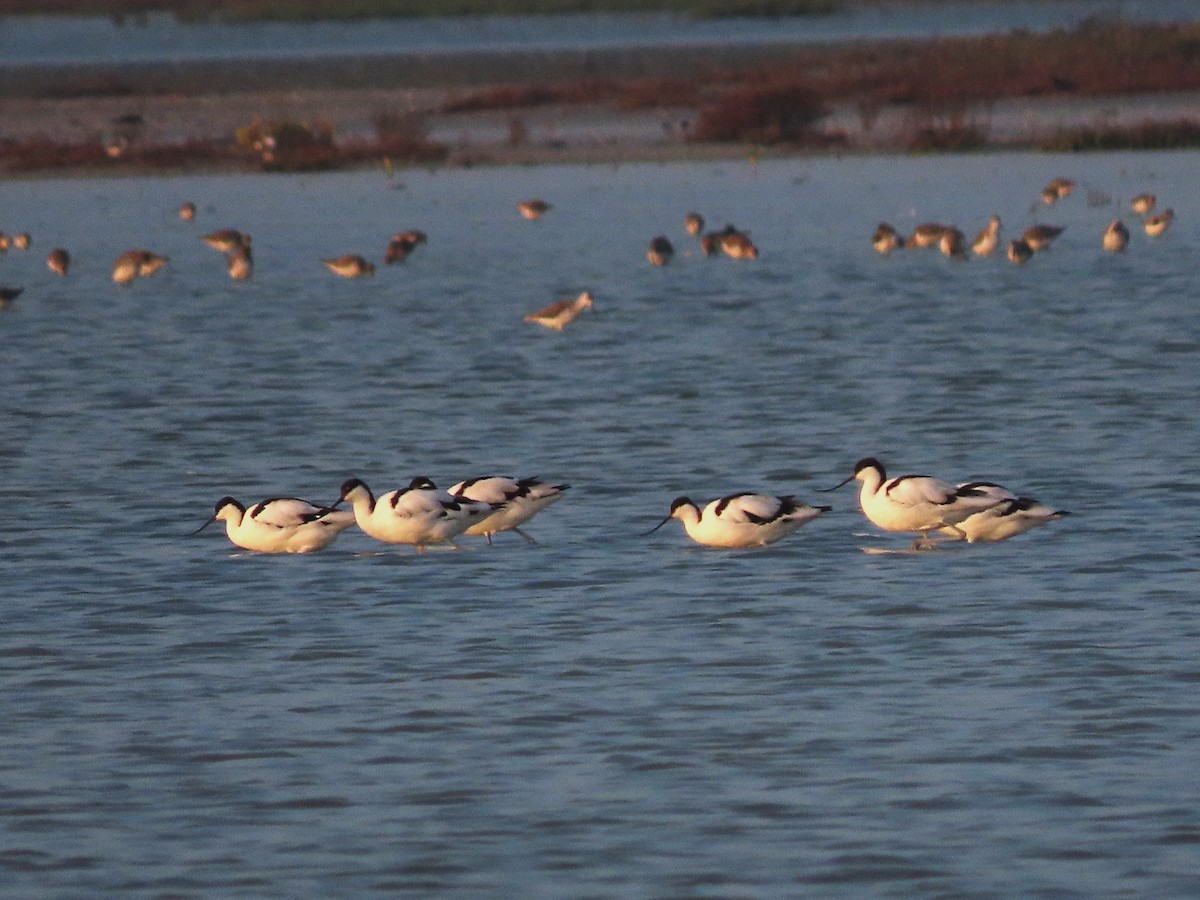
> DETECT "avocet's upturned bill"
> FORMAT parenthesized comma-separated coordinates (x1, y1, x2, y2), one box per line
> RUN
(192, 496, 356, 553)
(332, 476, 499, 552)
(645, 492, 830, 548)
(939, 481, 1070, 543)
(823, 457, 1006, 549)
(448, 476, 569, 544)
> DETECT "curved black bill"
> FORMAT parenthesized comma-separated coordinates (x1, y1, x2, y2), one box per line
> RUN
(818, 474, 855, 493)
(188, 517, 216, 537)
(642, 514, 673, 536)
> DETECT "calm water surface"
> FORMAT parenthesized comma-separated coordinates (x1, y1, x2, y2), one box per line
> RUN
(2, 152, 1199, 896)
(2, 1, 1198, 64)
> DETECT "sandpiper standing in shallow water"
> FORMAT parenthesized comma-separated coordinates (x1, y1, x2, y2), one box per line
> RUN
(524, 290, 594, 331)
(971, 215, 1001, 257)
(872, 222, 903, 255)
(647, 236, 675, 266)
(384, 229, 427, 264)
(939, 227, 968, 261)
(1130, 193, 1156, 215)
(1041, 178, 1075, 204)
(718, 226, 758, 260)
(0, 287, 22, 309)
(1021, 224, 1065, 251)
(227, 245, 253, 280)
(112, 249, 168, 285)
(518, 199, 551, 220)
(201, 229, 249, 253)
(1102, 220, 1130, 253)
(322, 255, 375, 278)
(908, 222, 947, 249)
(47, 248, 70, 276)
(1144, 209, 1174, 237)
(1006, 239, 1033, 265)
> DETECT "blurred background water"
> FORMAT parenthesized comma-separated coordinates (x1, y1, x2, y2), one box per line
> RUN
(1, 151, 1199, 895)
(2, 0, 1198, 65)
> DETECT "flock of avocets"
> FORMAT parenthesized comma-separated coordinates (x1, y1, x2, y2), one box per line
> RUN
(871, 178, 1173, 262)
(188, 458, 1068, 554)
(14, 174, 1166, 553)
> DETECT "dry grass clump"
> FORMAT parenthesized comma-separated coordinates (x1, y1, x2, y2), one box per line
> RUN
(616, 75, 704, 110)
(775, 21, 1200, 109)
(1038, 118, 1200, 152)
(0, 136, 109, 172)
(689, 82, 825, 143)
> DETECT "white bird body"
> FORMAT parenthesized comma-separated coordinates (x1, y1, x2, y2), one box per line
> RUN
(648, 492, 829, 548)
(939, 482, 1070, 542)
(197, 496, 355, 553)
(448, 476, 569, 543)
(335, 477, 498, 551)
(830, 458, 1007, 544)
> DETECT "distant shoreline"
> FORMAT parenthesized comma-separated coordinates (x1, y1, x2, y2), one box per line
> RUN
(0, 41, 822, 99)
(4, 21, 1200, 178)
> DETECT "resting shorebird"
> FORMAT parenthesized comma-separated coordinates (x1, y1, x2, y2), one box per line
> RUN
(112, 249, 168, 285)
(518, 199, 551, 220)
(1040, 178, 1075, 204)
(322, 254, 375, 278)
(908, 222, 949, 249)
(938, 482, 1069, 543)
(823, 457, 1006, 549)
(1006, 239, 1033, 265)
(647, 235, 675, 266)
(1021, 225, 1065, 252)
(201, 229, 249, 253)
(0, 286, 22, 310)
(178, 201, 196, 221)
(191, 496, 356, 554)
(524, 290, 594, 331)
(972, 215, 1001, 257)
(227, 245, 253, 280)
(47, 248, 70, 276)
(1144, 209, 1174, 237)
(1102, 219, 1129, 253)
(645, 492, 829, 549)
(384, 229, 427, 264)
(684, 212, 705, 236)
(939, 227, 968, 261)
(448, 476, 569, 544)
(1130, 193, 1155, 215)
(718, 226, 758, 260)
(872, 222, 903, 255)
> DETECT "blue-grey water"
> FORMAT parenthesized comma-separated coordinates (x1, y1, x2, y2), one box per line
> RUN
(1, 0, 1198, 65)
(2, 152, 1199, 896)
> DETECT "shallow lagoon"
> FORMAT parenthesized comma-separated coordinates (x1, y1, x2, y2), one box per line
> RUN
(1, 152, 1199, 895)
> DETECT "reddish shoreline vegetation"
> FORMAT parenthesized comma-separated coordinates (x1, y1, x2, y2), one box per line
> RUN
(4, 19, 1200, 175)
